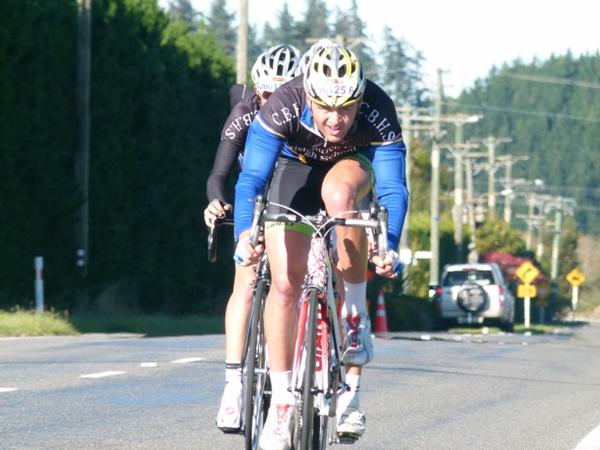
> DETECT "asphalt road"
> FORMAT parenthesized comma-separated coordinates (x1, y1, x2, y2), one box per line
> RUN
(3, 323, 600, 449)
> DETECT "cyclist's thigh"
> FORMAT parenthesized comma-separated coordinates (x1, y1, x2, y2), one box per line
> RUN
(265, 157, 329, 292)
(266, 156, 329, 215)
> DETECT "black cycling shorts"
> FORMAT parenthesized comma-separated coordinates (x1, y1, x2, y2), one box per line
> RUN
(266, 156, 330, 217)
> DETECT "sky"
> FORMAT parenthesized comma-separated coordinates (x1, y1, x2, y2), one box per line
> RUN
(161, 0, 600, 97)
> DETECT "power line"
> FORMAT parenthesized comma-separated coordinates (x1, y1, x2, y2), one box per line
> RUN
(470, 179, 600, 199)
(500, 73, 600, 90)
(445, 101, 600, 123)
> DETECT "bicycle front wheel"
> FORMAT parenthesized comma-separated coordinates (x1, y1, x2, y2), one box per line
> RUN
(294, 289, 319, 450)
(243, 277, 270, 450)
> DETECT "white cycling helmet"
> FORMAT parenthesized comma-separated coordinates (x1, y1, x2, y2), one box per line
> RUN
(251, 44, 301, 93)
(303, 44, 366, 107)
(296, 38, 336, 76)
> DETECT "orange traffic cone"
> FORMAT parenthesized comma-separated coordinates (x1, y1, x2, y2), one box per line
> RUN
(374, 290, 389, 336)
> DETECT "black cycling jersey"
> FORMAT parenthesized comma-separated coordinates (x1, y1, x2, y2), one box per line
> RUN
(206, 88, 261, 203)
(235, 75, 408, 250)
(255, 75, 403, 165)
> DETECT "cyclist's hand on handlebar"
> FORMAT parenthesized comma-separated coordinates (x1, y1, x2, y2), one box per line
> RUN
(204, 199, 232, 227)
(370, 250, 401, 279)
(233, 230, 264, 267)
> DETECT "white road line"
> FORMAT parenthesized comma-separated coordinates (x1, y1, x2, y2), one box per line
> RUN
(170, 357, 206, 364)
(0, 387, 18, 393)
(80, 371, 125, 379)
(575, 423, 600, 450)
(140, 362, 158, 368)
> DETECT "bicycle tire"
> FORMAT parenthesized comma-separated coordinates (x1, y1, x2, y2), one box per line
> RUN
(243, 277, 270, 450)
(297, 289, 319, 450)
(309, 298, 337, 450)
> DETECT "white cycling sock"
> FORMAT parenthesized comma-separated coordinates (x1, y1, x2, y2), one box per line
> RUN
(269, 370, 293, 405)
(225, 361, 242, 385)
(344, 374, 361, 406)
(342, 280, 368, 318)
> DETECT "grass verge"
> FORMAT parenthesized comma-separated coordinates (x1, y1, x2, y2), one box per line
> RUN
(0, 310, 224, 337)
(70, 313, 224, 336)
(0, 310, 78, 337)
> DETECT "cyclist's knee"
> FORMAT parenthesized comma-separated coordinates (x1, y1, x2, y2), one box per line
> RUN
(322, 181, 357, 213)
(270, 272, 303, 303)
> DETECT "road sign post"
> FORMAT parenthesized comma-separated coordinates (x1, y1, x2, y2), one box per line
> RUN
(524, 292, 531, 328)
(566, 268, 585, 321)
(515, 262, 540, 329)
(571, 286, 579, 321)
(34, 256, 44, 314)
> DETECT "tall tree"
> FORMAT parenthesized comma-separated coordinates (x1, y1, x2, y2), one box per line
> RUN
(167, 0, 198, 25)
(332, 0, 375, 78)
(378, 25, 429, 107)
(296, 0, 330, 46)
(206, 0, 236, 55)
(261, 3, 303, 50)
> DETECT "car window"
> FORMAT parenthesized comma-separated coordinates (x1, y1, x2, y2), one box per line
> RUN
(442, 270, 495, 286)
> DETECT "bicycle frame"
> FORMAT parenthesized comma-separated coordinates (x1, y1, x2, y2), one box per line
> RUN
(290, 213, 348, 449)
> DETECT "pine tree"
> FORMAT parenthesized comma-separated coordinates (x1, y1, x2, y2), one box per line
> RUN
(378, 25, 429, 107)
(296, 0, 330, 45)
(167, 0, 198, 26)
(260, 3, 303, 50)
(206, 0, 236, 55)
(332, 0, 375, 78)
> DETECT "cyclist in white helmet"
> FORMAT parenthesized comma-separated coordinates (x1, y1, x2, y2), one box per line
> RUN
(234, 44, 408, 449)
(205, 44, 301, 434)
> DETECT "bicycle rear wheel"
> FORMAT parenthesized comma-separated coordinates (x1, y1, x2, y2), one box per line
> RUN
(243, 277, 270, 450)
(293, 289, 319, 450)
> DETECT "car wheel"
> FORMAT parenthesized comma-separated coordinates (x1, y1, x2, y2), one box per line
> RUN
(433, 316, 451, 331)
(456, 284, 489, 313)
(500, 321, 514, 333)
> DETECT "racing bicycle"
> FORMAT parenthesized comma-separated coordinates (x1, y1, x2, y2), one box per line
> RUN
(245, 195, 388, 449)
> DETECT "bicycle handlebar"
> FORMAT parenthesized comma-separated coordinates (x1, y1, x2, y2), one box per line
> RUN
(247, 195, 389, 258)
(207, 216, 234, 263)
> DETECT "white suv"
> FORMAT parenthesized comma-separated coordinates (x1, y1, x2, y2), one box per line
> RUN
(433, 263, 515, 332)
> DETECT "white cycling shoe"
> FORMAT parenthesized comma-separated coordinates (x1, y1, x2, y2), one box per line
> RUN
(258, 403, 294, 450)
(342, 314, 374, 367)
(336, 391, 366, 439)
(216, 381, 243, 433)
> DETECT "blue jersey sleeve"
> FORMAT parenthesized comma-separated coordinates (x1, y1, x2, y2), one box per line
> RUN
(361, 141, 408, 251)
(234, 118, 283, 239)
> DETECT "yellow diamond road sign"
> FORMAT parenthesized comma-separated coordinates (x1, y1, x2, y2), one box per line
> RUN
(515, 261, 540, 285)
(566, 268, 586, 287)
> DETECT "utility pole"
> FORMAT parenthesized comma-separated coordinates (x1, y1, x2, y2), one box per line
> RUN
(75, 0, 91, 276)
(463, 152, 487, 263)
(235, 0, 248, 83)
(549, 197, 576, 280)
(497, 155, 529, 224)
(535, 198, 547, 261)
(454, 124, 465, 261)
(550, 206, 563, 280)
(429, 69, 443, 285)
(478, 136, 512, 218)
(525, 194, 536, 250)
(398, 106, 412, 253)
(440, 116, 481, 262)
